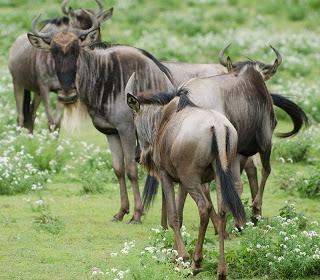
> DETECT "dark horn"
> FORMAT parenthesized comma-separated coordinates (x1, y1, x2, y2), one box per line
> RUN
(95, 0, 104, 13)
(71, 10, 100, 36)
(219, 43, 231, 66)
(270, 45, 283, 67)
(61, 0, 70, 15)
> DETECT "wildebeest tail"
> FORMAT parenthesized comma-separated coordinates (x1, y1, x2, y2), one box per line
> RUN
(211, 128, 246, 225)
(271, 93, 309, 138)
(23, 89, 32, 127)
(142, 175, 159, 211)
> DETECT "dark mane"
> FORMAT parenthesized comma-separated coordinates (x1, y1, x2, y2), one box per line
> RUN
(139, 91, 176, 105)
(87, 41, 173, 82)
(41, 16, 70, 29)
(138, 87, 198, 112)
(137, 48, 173, 82)
(89, 41, 115, 50)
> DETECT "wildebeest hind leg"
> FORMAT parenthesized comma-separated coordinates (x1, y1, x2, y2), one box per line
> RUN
(203, 183, 219, 235)
(161, 189, 168, 229)
(160, 171, 188, 261)
(231, 155, 244, 229)
(185, 182, 211, 275)
(252, 150, 271, 224)
(215, 175, 228, 280)
(176, 184, 187, 229)
(106, 134, 130, 222)
(13, 83, 25, 128)
(29, 93, 42, 133)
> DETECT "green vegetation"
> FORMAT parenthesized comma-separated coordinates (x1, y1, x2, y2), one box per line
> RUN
(0, 0, 319, 279)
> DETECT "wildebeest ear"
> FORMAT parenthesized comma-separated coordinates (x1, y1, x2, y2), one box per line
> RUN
(125, 72, 137, 96)
(97, 7, 113, 24)
(226, 56, 233, 72)
(27, 33, 51, 50)
(127, 93, 140, 112)
(80, 28, 100, 47)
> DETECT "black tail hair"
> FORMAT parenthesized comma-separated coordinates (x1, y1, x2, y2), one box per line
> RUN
(23, 89, 32, 128)
(142, 175, 159, 211)
(271, 93, 309, 138)
(211, 132, 246, 225)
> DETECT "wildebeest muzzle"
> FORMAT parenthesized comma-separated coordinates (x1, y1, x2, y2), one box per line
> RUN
(58, 88, 78, 104)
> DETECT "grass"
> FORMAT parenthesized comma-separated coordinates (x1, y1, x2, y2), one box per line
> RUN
(0, 0, 320, 279)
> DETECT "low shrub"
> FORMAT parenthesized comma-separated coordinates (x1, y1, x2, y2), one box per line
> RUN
(296, 167, 320, 199)
(0, 127, 73, 195)
(31, 198, 64, 235)
(277, 167, 320, 199)
(272, 134, 312, 163)
(228, 205, 320, 279)
(79, 145, 117, 194)
(142, 205, 320, 279)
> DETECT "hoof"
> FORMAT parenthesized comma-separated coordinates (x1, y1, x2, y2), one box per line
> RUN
(191, 267, 202, 276)
(223, 231, 230, 240)
(128, 219, 142, 225)
(111, 216, 121, 222)
(217, 273, 227, 280)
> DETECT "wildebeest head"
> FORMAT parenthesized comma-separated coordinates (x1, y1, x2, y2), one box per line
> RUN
(27, 13, 101, 104)
(126, 72, 175, 171)
(61, 0, 113, 30)
(219, 44, 282, 81)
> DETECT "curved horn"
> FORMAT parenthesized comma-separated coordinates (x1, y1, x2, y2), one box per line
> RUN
(71, 10, 100, 36)
(31, 15, 55, 38)
(61, 0, 70, 15)
(95, 0, 104, 13)
(270, 45, 283, 67)
(219, 43, 231, 66)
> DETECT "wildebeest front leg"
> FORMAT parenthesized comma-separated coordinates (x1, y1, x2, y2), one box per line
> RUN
(243, 156, 259, 201)
(40, 87, 55, 131)
(118, 127, 143, 224)
(107, 134, 129, 222)
(160, 171, 188, 261)
(54, 100, 64, 131)
(252, 150, 271, 224)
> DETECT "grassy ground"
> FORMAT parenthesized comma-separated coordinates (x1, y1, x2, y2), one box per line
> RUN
(0, 0, 319, 279)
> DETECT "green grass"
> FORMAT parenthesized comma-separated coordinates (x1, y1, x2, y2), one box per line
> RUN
(0, 0, 320, 279)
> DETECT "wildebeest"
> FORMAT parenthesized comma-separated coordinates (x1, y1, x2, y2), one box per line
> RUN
(27, 13, 179, 223)
(8, 0, 113, 132)
(143, 45, 309, 226)
(126, 72, 245, 278)
(181, 45, 307, 222)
